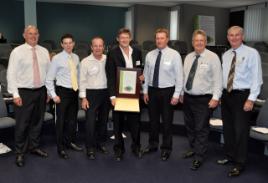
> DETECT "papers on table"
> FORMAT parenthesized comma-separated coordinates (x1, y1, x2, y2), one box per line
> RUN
(0, 143, 12, 154)
(209, 119, 223, 126)
(252, 127, 268, 134)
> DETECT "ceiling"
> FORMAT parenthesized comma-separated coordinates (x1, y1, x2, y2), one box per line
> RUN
(35, 0, 267, 8)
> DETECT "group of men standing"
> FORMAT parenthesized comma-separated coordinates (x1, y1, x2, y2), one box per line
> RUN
(6, 25, 262, 178)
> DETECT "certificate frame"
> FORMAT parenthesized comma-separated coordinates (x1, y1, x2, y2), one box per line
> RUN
(116, 67, 142, 99)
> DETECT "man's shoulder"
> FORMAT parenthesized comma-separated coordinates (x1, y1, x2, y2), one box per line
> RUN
(37, 44, 49, 53)
(11, 44, 26, 53)
(242, 44, 259, 55)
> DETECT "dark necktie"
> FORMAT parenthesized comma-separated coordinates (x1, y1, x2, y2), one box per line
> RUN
(186, 55, 200, 90)
(152, 50, 162, 87)
(227, 51, 237, 92)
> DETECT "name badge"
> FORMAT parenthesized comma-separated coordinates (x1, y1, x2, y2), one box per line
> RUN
(200, 63, 209, 69)
(163, 60, 171, 65)
(136, 60, 141, 66)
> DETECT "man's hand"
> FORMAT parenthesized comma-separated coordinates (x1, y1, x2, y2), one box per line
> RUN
(53, 96, 61, 104)
(208, 99, 219, 109)
(111, 98, 116, 106)
(144, 94, 149, 104)
(179, 95, 184, 104)
(139, 74, 145, 82)
(170, 97, 179, 105)
(81, 98, 89, 110)
(244, 100, 254, 111)
(46, 95, 51, 103)
(13, 97, 22, 107)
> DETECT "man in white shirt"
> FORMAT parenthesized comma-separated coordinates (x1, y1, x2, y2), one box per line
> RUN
(45, 34, 82, 160)
(217, 26, 263, 177)
(182, 30, 222, 170)
(143, 28, 183, 161)
(79, 37, 110, 160)
(7, 25, 50, 167)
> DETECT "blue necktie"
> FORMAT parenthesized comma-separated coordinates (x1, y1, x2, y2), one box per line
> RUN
(152, 50, 162, 87)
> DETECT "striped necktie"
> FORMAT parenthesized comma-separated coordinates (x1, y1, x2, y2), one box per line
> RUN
(186, 55, 200, 90)
(227, 51, 236, 92)
(68, 56, 78, 91)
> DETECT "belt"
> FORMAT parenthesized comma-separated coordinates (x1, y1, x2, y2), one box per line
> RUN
(18, 86, 45, 91)
(223, 89, 250, 94)
(184, 92, 212, 98)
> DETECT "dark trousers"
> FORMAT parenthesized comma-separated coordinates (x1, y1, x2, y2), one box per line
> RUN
(183, 93, 213, 161)
(55, 86, 78, 151)
(14, 86, 46, 154)
(221, 89, 251, 166)
(85, 89, 110, 150)
(113, 110, 141, 153)
(148, 86, 175, 151)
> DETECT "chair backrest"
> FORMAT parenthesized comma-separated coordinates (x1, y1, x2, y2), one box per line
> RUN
(0, 92, 8, 117)
(259, 76, 268, 99)
(256, 99, 268, 127)
(142, 40, 155, 51)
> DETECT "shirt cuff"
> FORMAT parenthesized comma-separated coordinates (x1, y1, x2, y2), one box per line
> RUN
(248, 93, 257, 102)
(110, 96, 116, 100)
(143, 86, 148, 94)
(172, 91, 180, 98)
(212, 94, 220, 101)
(50, 91, 57, 99)
(79, 91, 86, 98)
(13, 92, 20, 98)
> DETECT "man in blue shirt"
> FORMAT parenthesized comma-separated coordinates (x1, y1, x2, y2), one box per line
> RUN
(46, 34, 83, 159)
(217, 26, 263, 177)
(143, 28, 183, 161)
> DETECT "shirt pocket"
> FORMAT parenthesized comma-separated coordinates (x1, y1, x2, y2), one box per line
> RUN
(198, 63, 211, 78)
(87, 65, 99, 76)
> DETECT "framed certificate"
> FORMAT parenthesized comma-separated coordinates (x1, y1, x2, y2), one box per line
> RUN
(116, 67, 142, 98)
(115, 67, 142, 112)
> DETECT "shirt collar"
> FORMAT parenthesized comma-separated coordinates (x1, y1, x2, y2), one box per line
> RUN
(88, 53, 106, 62)
(119, 45, 133, 55)
(62, 50, 73, 58)
(25, 43, 38, 50)
(157, 46, 168, 53)
(193, 48, 206, 59)
(232, 43, 244, 53)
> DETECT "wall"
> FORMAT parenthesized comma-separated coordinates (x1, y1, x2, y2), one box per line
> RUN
(179, 4, 230, 51)
(0, 0, 24, 43)
(37, 2, 127, 46)
(133, 4, 170, 44)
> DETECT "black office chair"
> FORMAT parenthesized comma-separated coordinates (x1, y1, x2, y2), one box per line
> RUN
(250, 99, 268, 155)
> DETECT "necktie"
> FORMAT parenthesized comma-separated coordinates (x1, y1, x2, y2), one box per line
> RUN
(227, 51, 236, 92)
(152, 50, 162, 87)
(68, 56, 78, 91)
(186, 55, 200, 90)
(32, 47, 41, 88)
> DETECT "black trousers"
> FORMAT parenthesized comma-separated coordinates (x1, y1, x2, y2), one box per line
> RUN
(85, 89, 110, 150)
(183, 93, 213, 161)
(14, 86, 46, 154)
(55, 86, 78, 151)
(113, 110, 141, 153)
(221, 89, 251, 166)
(148, 86, 175, 151)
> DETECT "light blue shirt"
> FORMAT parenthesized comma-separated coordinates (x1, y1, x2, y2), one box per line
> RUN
(143, 46, 183, 98)
(222, 44, 263, 101)
(45, 50, 80, 98)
